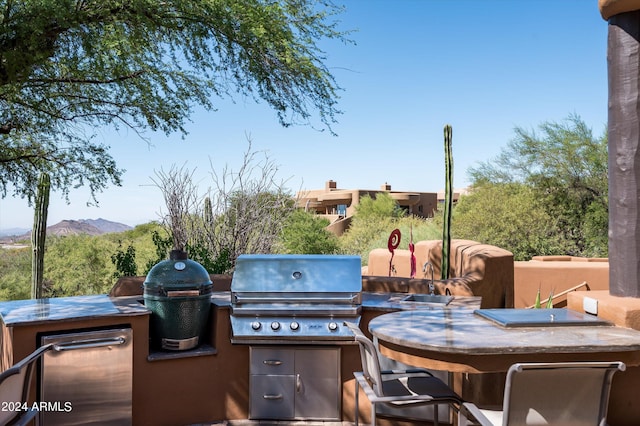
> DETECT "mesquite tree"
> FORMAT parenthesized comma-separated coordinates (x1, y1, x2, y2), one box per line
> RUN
(0, 0, 348, 206)
(31, 173, 50, 299)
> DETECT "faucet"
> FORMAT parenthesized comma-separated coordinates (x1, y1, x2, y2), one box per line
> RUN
(422, 262, 435, 295)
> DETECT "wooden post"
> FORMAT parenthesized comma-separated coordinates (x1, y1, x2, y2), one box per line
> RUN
(608, 10, 640, 297)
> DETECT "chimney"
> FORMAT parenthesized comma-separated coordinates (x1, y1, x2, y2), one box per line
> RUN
(326, 180, 337, 190)
(381, 182, 391, 191)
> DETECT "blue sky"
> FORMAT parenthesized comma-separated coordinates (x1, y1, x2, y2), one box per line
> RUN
(0, 0, 609, 230)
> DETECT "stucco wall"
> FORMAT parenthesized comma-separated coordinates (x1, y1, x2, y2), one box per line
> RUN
(364, 239, 514, 308)
(513, 257, 609, 308)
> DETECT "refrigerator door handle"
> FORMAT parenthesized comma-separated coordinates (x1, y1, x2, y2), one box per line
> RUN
(52, 337, 126, 352)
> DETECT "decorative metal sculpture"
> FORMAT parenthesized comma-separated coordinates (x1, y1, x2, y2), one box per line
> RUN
(387, 228, 401, 276)
(409, 226, 416, 278)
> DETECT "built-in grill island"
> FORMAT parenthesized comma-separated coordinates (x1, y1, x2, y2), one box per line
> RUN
(230, 254, 362, 421)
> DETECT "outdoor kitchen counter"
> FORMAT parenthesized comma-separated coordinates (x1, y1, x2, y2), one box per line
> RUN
(362, 292, 482, 311)
(0, 291, 482, 326)
(0, 291, 481, 327)
(0, 294, 150, 326)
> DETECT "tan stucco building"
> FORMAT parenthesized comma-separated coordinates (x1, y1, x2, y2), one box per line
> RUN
(296, 180, 438, 235)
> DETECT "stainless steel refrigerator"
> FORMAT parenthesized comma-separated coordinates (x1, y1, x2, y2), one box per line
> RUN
(40, 328, 133, 425)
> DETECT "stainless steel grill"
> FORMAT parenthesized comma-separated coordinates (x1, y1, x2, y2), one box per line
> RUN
(230, 254, 362, 344)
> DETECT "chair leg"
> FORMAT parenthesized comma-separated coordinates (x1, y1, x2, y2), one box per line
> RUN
(434, 403, 439, 426)
(355, 380, 360, 426)
(371, 402, 376, 426)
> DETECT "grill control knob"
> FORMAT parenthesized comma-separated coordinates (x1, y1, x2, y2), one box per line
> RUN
(328, 321, 338, 331)
(251, 321, 261, 330)
(290, 321, 300, 331)
(271, 321, 281, 331)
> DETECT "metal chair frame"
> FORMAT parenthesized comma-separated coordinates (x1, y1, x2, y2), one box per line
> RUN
(459, 361, 626, 426)
(0, 344, 53, 426)
(345, 321, 463, 426)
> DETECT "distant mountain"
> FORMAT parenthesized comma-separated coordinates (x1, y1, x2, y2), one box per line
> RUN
(0, 227, 29, 237)
(47, 219, 132, 236)
(78, 218, 131, 234)
(0, 218, 132, 241)
(47, 220, 104, 236)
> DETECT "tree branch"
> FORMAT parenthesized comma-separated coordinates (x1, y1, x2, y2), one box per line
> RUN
(29, 70, 146, 85)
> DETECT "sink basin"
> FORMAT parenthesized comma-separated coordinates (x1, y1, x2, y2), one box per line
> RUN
(400, 294, 454, 305)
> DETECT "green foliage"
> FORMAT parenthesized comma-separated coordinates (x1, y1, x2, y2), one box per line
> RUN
(43, 235, 118, 297)
(533, 288, 554, 309)
(452, 183, 571, 260)
(338, 193, 439, 263)
(145, 230, 173, 274)
(465, 115, 608, 258)
(0, 247, 32, 301)
(361, 217, 442, 257)
(104, 222, 165, 274)
(0, 0, 348, 204)
(111, 242, 138, 278)
(355, 193, 406, 221)
(0, 222, 169, 301)
(279, 210, 339, 254)
(185, 243, 233, 275)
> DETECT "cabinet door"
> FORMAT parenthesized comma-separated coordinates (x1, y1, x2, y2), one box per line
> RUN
(294, 347, 340, 420)
(250, 375, 295, 419)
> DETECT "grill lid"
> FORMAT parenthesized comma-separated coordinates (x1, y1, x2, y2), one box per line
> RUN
(144, 249, 213, 294)
(231, 254, 362, 294)
(230, 254, 362, 343)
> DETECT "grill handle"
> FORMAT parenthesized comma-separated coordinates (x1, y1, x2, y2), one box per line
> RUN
(263, 394, 283, 400)
(263, 359, 283, 366)
(234, 294, 360, 304)
(167, 290, 200, 297)
(52, 337, 126, 352)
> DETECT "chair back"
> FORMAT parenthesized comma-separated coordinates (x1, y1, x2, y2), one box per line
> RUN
(344, 322, 385, 396)
(0, 344, 53, 425)
(502, 361, 625, 426)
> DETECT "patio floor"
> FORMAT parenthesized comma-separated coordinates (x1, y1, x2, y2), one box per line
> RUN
(195, 422, 355, 425)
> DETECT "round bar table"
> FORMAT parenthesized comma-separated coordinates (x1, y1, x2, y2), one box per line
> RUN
(368, 308, 640, 374)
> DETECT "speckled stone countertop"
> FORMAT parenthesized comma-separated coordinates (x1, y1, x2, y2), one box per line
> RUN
(369, 308, 640, 355)
(0, 295, 150, 326)
(0, 291, 481, 327)
(362, 292, 482, 311)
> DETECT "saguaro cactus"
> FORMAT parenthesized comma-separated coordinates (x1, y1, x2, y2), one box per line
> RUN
(442, 125, 453, 280)
(31, 173, 51, 299)
(204, 196, 213, 224)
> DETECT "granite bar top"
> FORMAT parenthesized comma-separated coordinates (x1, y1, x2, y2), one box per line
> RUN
(369, 308, 640, 355)
(0, 295, 150, 326)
